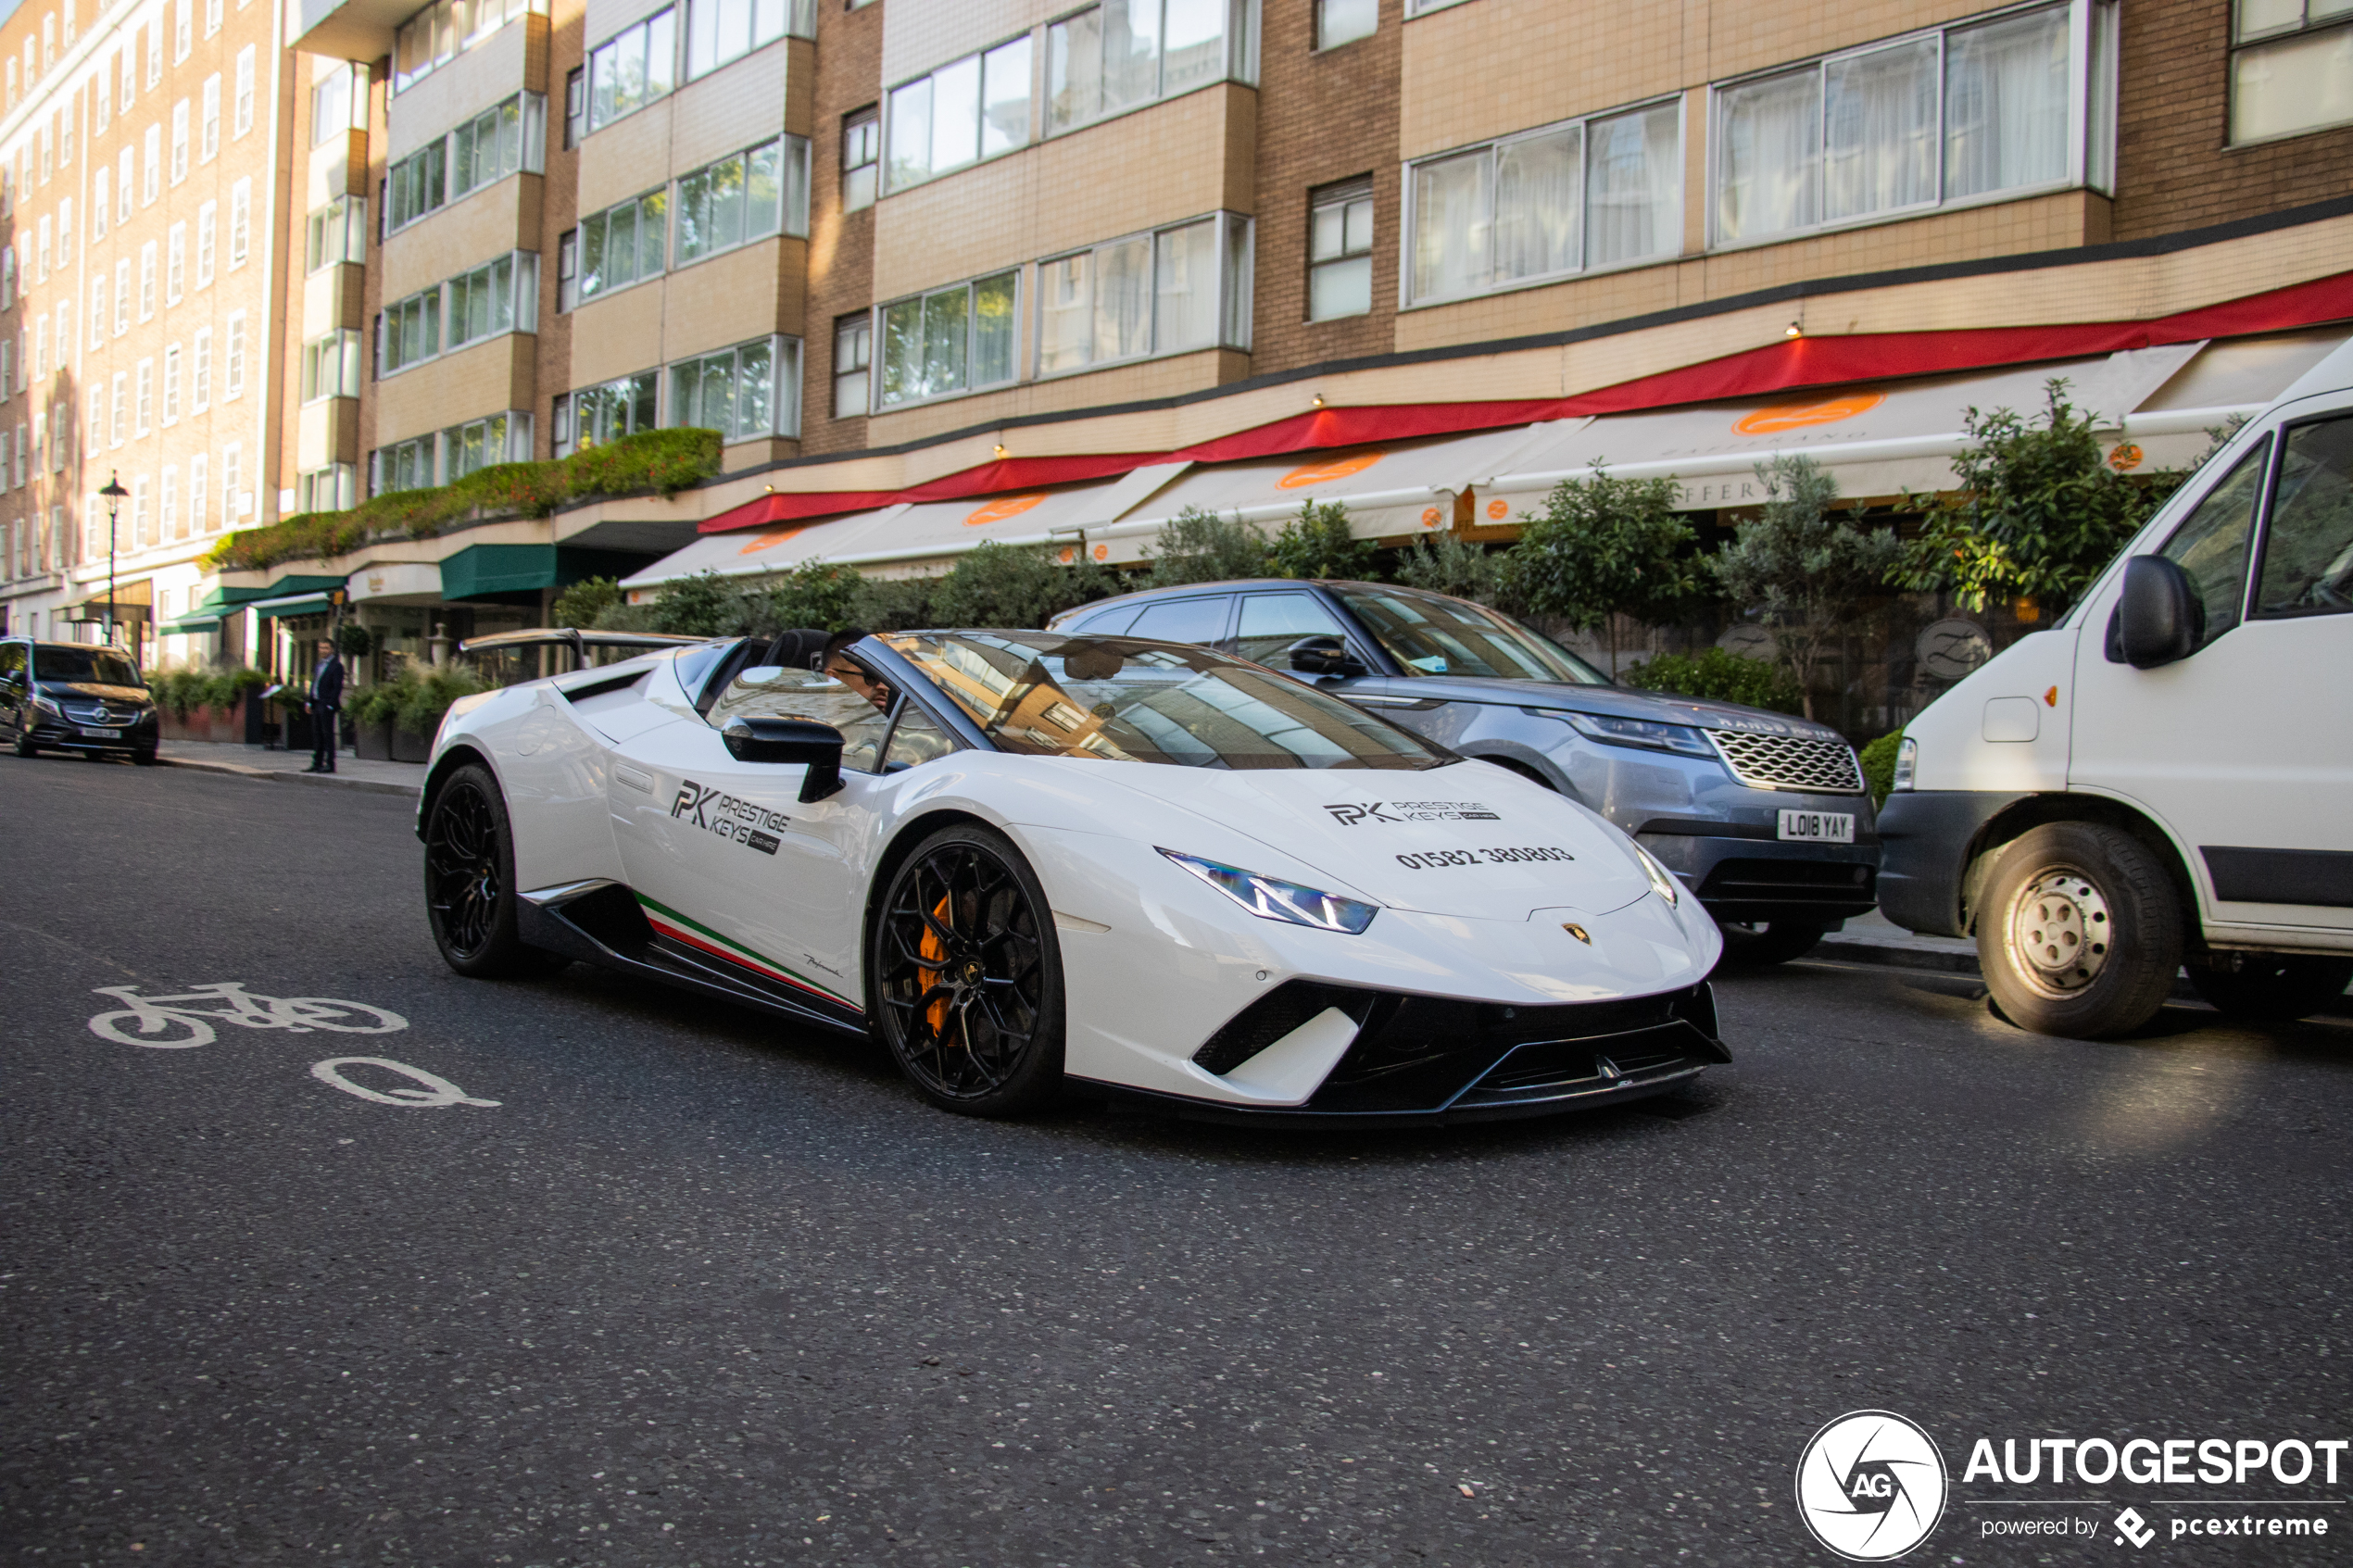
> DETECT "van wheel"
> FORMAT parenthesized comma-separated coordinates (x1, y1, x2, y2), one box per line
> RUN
(1979, 822, 2182, 1038)
(1714, 920, 1826, 967)
(2189, 953, 2353, 1022)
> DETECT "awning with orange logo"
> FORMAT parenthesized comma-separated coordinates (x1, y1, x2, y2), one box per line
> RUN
(619, 504, 914, 592)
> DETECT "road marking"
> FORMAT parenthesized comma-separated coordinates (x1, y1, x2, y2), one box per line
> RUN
(309, 1057, 500, 1109)
(88, 984, 408, 1047)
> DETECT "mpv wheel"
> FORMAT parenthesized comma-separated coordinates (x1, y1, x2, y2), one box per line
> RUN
(2190, 953, 2353, 1022)
(1978, 822, 2182, 1039)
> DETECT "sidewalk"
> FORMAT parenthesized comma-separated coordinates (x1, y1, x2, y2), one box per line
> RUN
(159, 739, 425, 798)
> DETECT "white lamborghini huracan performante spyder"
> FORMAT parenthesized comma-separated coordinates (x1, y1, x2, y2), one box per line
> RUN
(420, 629, 1729, 1123)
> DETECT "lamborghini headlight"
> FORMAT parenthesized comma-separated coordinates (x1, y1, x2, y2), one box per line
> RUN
(1632, 842, 1681, 907)
(1159, 848, 1378, 935)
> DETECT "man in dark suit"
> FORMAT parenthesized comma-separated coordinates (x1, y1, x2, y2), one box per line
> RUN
(306, 638, 345, 773)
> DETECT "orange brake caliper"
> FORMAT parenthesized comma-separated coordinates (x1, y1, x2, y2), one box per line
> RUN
(918, 895, 952, 1037)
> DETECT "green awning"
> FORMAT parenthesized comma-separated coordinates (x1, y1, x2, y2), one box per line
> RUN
(440, 545, 662, 601)
(196, 573, 346, 615)
(250, 594, 334, 619)
(158, 612, 225, 633)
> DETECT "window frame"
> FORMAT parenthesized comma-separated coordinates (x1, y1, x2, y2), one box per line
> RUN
(1703, 0, 2113, 255)
(686, 0, 815, 82)
(667, 333, 801, 442)
(872, 268, 1023, 413)
(1033, 208, 1252, 379)
(393, 0, 550, 97)
(882, 30, 1035, 195)
(585, 6, 680, 137)
(833, 314, 871, 420)
(562, 185, 669, 308)
(1044, 0, 1259, 138)
(1306, 176, 1373, 321)
(841, 105, 879, 211)
(2228, 0, 2353, 145)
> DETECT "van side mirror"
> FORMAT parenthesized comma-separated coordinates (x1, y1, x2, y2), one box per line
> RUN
(722, 716, 845, 801)
(2110, 556, 2203, 669)
(1288, 634, 1367, 679)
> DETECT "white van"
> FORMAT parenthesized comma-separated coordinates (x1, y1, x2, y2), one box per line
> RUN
(1879, 337, 2353, 1037)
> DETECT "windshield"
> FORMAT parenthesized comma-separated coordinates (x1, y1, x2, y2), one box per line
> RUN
(1332, 587, 1608, 684)
(886, 633, 1450, 771)
(33, 646, 144, 687)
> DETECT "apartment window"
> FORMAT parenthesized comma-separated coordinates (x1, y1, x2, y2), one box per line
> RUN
(174, 0, 192, 58)
(234, 47, 256, 135)
(560, 370, 659, 455)
(299, 464, 358, 512)
(563, 67, 585, 148)
(61, 106, 73, 169)
(1038, 210, 1252, 375)
(93, 169, 108, 237)
(224, 312, 245, 397)
(305, 196, 365, 271)
(447, 252, 535, 348)
(170, 100, 190, 183)
(0, 249, 10, 308)
(142, 123, 159, 201)
(1713, 4, 2103, 247)
(394, 0, 547, 95)
(57, 198, 71, 265)
(841, 107, 879, 211)
(587, 7, 677, 134)
(877, 270, 1017, 408)
(445, 410, 529, 480)
(1409, 98, 1680, 305)
(686, 0, 812, 80)
(201, 75, 221, 162)
(36, 216, 49, 282)
(134, 359, 154, 435)
(1309, 179, 1372, 319)
(381, 285, 442, 372)
(565, 187, 666, 307)
(166, 223, 186, 304)
(120, 44, 132, 111)
(672, 335, 798, 441)
(228, 180, 250, 266)
(132, 476, 148, 546)
(221, 444, 242, 522)
(163, 345, 182, 422)
(311, 63, 360, 146)
(833, 316, 870, 419)
(96, 65, 110, 133)
(1316, 0, 1375, 50)
(1048, 0, 1252, 134)
(189, 455, 208, 532)
(207, 0, 223, 34)
(112, 258, 128, 334)
(451, 94, 542, 202)
(376, 433, 436, 493)
(388, 142, 446, 230)
(676, 136, 809, 264)
(886, 34, 1031, 192)
(303, 329, 364, 400)
(2233, 1, 2353, 142)
(161, 470, 180, 540)
(119, 147, 134, 220)
(196, 202, 218, 284)
(138, 242, 157, 319)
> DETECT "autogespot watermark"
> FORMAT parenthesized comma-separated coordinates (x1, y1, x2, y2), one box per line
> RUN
(1796, 1412, 2347, 1558)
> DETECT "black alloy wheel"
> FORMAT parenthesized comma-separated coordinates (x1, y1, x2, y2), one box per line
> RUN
(423, 762, 560, 979)
(872, 824, 1065, 1116)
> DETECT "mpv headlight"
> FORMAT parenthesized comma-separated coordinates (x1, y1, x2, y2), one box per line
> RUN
(31, 695, 62, 718)
(1159, 849, 1378, 935)
(1560, 711, 1716, 759)
(1893, 736, 1918, 792)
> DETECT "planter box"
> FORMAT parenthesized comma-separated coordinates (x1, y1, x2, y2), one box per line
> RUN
(159, 698, 248, 744)
(354, 720, 394, 761)
(391, 726, 434, 763)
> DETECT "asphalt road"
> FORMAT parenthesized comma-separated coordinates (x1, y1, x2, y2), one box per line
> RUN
(4, 756, 2349, 1568)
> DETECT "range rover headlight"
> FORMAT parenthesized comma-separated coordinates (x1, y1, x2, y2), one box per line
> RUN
(1893, 736, 1918, 792)
(1159, 848, 1378, 935)
(1559, 710, 1717, 759)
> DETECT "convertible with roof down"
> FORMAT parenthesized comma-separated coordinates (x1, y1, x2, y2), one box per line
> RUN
(418, 628, 1729, 1123)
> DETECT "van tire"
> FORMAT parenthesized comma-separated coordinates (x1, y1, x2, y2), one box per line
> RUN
(1978, 822, 2182, 1039)
(2189, 953, 2353, 1022)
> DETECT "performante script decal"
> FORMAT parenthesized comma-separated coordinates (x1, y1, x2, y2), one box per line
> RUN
(1323, 800, 1502, 825)
(634, 894, 862, 1010)
(673, 779, 787, 855)
(1395, 846, 1576, 869)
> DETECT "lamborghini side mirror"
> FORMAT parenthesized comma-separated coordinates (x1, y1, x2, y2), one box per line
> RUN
(2111, 556, 2203, 669)
(1288, 634, 1367, 679)
(722, 716, 846, 801)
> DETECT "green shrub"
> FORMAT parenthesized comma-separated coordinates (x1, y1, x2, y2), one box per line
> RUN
(1143, 507, 1269, 588)
(565, 428, 724, 500)
(359, 665, 487, 735)
(335, 621, 377, 659)
(849, 574, 939, 632)
(1395, 531, 1505, 603)
(1622, 646, 1805, 715)
(552, 575, 624, 629)
(1858, 729, 1905, 806)
(154, 664, 267, 717)
(346, 681, 400, 727)
(927, 541, 1118, 629)
(1266, 498, 1377, 581)
(755, 560, 867, 633)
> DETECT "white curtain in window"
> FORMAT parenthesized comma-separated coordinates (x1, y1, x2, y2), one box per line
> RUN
(1944, 6, 2068, 200)
(1222, 215, 1252, 349)
(1039, 254, 1092, 372)
(1493, 124, 1580, 282)
(2233, 29, 2353, 144)
(930, 55, 980, 173)
(1825, 39, 1937, 220)
(1411, 150, 1489, 302)
(1585, 102, 1680, 268)
(1094, 235, 1152, 360)
(1718, 69, 1819, 242)
(1154, 220, 1217, 353)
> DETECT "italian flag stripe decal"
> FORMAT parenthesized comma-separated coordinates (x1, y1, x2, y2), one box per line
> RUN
(634, 894, 862, 1011)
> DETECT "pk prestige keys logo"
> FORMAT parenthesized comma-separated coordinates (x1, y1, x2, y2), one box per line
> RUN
(1797, 1411, 1950, 1561)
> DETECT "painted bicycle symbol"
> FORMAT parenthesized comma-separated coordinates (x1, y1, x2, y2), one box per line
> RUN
(87, 984, 409, 1049)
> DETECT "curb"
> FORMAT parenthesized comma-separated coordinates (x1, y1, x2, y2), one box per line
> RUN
(1810, 935, 2353, 1018)
(161, 755, 422, 799)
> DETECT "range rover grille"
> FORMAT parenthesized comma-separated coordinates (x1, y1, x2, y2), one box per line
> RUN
(1706, 730, 1865, 794)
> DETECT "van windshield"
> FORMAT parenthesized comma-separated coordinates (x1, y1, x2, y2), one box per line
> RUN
(1332, 587, 1609, 684)
(34, 647, 144, 687)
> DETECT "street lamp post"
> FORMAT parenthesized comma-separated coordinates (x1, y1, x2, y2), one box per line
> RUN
(98, 473, 130, 663)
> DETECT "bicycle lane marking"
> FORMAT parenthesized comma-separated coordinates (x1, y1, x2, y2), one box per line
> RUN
(310, 1058, 500, 1109)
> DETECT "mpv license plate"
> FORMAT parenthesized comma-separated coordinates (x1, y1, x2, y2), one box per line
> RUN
(1778, 809, 1855, 844)
(78, 725, 119, 738)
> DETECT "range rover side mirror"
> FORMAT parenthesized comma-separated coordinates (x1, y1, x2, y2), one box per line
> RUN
(1288, 634, 1367, 680)
(722, 716, 846, 801)
(2112, 556, 2203, 669)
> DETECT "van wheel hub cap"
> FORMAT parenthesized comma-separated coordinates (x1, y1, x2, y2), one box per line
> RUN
(2007, 868, 2111, 994)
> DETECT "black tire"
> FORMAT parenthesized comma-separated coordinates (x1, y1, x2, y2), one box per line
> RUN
(422, 762, 561, 979)
(870, 823, 1065, 1117)
(132, 746, 158, 766)
(1714, 919, 1827, 967)
(2189, 953, 2353, 1022)
(1978, 822, 2183, 1039)
(12, 730, 36, 758)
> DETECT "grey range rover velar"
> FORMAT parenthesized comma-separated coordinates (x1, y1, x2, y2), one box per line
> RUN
(1049, 581, 1878, 963)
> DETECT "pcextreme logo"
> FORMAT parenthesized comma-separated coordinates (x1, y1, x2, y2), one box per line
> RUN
(1796, 1411, 1949, 1561)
